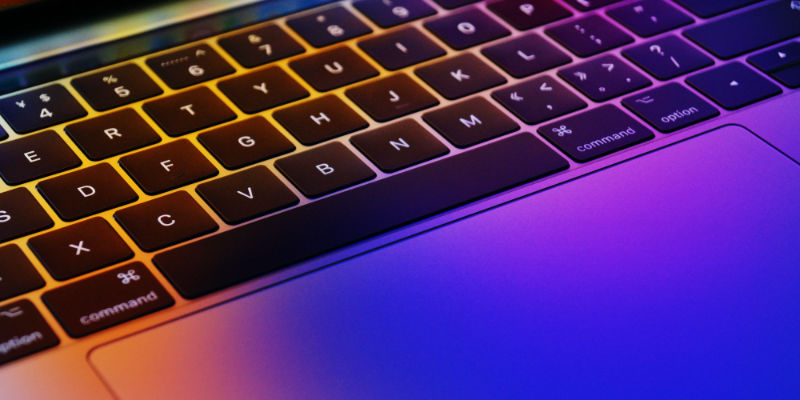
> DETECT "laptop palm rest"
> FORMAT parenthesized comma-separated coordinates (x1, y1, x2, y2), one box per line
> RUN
(90, 125, 800, 399)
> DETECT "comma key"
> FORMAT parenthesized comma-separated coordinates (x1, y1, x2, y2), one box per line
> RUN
(0, 300, 59, 365)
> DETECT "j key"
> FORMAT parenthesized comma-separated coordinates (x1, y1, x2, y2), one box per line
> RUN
(561, 0, 619, 11)
(432, 0, 479, 9)
(424, 8, 510, 51)
(623, 36, 713, 81)
(546, 15, 633, 58)
(0, 188, 53, 243)
(749, 42, 800, 88)
(146, 44, 234, 89)
(273, 95, 368, 145)
(345, 74, 439, 122)
(539, 105, 654, 163)
(353, 0, 436, 28)
(0, 245, 44, 301)
(622, 83, 719, 133)
(28, 218, 133, 281)
(142, 86, 236, 137)
(71, 64, 163, 111)
(42, 262, 173, 338)
(119, 139, 218, 195)
(37, 163, 138, 221)
(217, 66, 309, 113)
(607, 0, 692, 38)
(673, 0, 759, 18)
(423, 97, 519, 148)
(481, 33, 571, 78)
(351, 119, 449, 172)
(115, 191, 218, 252)
(0, 85, 86, 134)
(358, 27, 446, 71)
(198, 117, 295, 170)
(0, 130, 81, 185)
(559, 55, 651, 102)
(0, 300, 59, 365)
(687, 62, 782, 110)
(275, 142, 376, 198)
(155, 133, 568, 299)
(287, 6, 372, 48)
(415, 53, 506, 100)
(64, 108, 160, 160)
(487, 0, 571, 31)
(492, 76, 586, 125)
(196, 166, 299, 224)
(289, 46, 379, 92)
(217, 24, 305, 68)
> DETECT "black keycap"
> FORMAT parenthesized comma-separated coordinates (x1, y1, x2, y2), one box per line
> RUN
(622, 83, 719, 133)
(41, 262, 173, 338)
(492, 76, 586, 124)
(142, 86, 236, 137)
(196, 166, 299, 224)
(0, 245, 44, 301)
(415, 53, 506, 100)
(119, 139, 218, 195)
(684, 2, 800, 59)
(0, 188, 53, 243)
(623, 36, 714, 81)
(275, 142, 376, 198)
(217, 24, 305, 68)
(562, 0, 620, 11)
(487, 0, 571, 31)
(538, 105, 653, 163)
(432, 0, 479, 9)
(146, 44, 234, 89)
(0, 85, 86, 134)
(289, 46, 379, 92)
(558, 55, 651, 101)
(273, 95, 368, 145)
(351, 119, 449, 172)
(686, 62, 782, 110)
(673, 0, 759, 18)
(115, 191, 218, 252)
(217, 66, 309, 113)
(607, 0, 692, 38)
(358, 27, 446, 71)
(423, 97, 519, 148)
(346, 73, 439, 122)
(64, 109, 161, 160)
(37, 163, 138, 221)
(546, 15, 633, 58)
(198, 117, 295, 170)
(28, 218, 133, 281)
(424, 8, 510, 50)
(481, 33, 571, 78)
(770, 65, 800, 89)
(154, 133, 568, 299)
(353, 0, 436, 28)
(0, 130, 81, 185)
(71, 64, 163, 111)
(0, 126, 6, 141)
(0, 300, 59, 365)
(749, 42, 800, 88)
(287, 6, 372, 48)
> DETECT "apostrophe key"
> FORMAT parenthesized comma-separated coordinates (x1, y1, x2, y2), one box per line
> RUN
(142, 86, 236, 137)
(64, 108, 161, 160)
(423, 97, 519, 148)
(686, 62, 782, 110)
(287, 6, 372, 48)
(353, 0, 436, 28)
(198, 117, 295, 170)
(275, 142, 376, 198)
(431, 0, 479, 10)
(561, 0, 620, 11)
(146, 44, 234, 89)
(607, 0, 692, 38)
(673, 0, 758, 18)
(546, 15, 633, 58)
(558, 55, 650, 102)
(119, 139, 218, 195)
(37, 163, 138, 221)
(358, 27, 446, 71)
(492, 76, 586, 125)
(345, 74, 439, 122)
(0, 245, 45, 301)
(0, 300, 59, 365)
(622, 83, 718, 133)
(0, 85, 86, 133)
(415, 53, 506, 100)
(351, 119, 449, 172)
(71, 64, 163, 111)
(0, 188, 53, 243)
(289, 46, 378, 92)
(0, 130, 81, 185)
(623, 36, 713, 80)
(487, 0, 571, 31)
(424, 8, 510, 50)
(482, 33, 571, 78)
(217, 66, 309, 113)
(273, 95, 368, 145)
(217, 24, 305, 68)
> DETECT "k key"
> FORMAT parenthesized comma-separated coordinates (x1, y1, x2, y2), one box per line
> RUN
(218, 24, 305, 68)
(273, 95, 368, 145)
(275, 142, 376, 198)
(37, 163, 138, 221)
(0, 84, 86, 133)
(0, 188, 53, 243)
(289, 46, 378, 92)
(143, 86, 236, 137)
(415, 53, 506, 100)
(351, 119, 449, 172)
(0, 130, 81, 185)
(146, 44, 234, 89)
(71, 64, 163, 111)
(119, 139, 218, 195)
(345, 73, 439, 122)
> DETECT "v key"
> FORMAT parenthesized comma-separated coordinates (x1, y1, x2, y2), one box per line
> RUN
(197, 166, 298, 224)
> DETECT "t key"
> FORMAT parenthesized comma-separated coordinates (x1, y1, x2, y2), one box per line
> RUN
(0, 84, 86, 133)
(146, 44, 234, 89)
(143, 86, 236, 137)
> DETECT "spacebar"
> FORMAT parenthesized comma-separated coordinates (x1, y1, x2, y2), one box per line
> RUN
(154, 133, 568, 299)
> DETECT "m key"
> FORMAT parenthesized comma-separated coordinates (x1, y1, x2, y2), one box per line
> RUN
(423, 97, 519, 148)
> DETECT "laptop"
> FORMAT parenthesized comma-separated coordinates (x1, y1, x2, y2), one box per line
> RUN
(1, 0, 799, 397)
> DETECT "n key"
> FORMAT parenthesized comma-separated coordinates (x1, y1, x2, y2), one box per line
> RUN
(351, 119, 449, 172)
(0, 85, 86, 133)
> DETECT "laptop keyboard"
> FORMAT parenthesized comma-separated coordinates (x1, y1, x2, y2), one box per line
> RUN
(1, 0, 799, 366)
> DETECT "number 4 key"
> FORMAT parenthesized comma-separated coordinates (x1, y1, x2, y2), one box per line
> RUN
(0, 84, 86, 133)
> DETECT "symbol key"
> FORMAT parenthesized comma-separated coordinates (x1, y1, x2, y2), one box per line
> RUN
(0, 130, 81, 185)
(0, 245, 45, 302)
(146, 44, 234, 89)
(217, 24, 305, 68)
(623, 35, 713, 80)
(37, 163, 138, 221)
(119, 139, 218, 195)
(0, 300, 59, 365)
(64, 108, 161, 161)
(351, 119, 449, 172)
(143, 86, 236, 137)
(275, 142, 376, 198)
(287, 6, 372, 48)
(622, 83, 719, 133)
(686, 62, 782, 110)
(346, 73, 439, 122)
(289, 46, 378, 92)
(424, 8, 510, 50)
(415, 53, 506, 100)
(423, 97, 519, 148)
(607, 0, 692, 38)
(273, 95, 368, 145)
(198, 117, 295, 170)
(0, 84, 87, 134)
(0, 188, 53, 243)
(71, 64, 163, 111)
(546, 15, 632, 58)
(559, 55, 651, 102)
(358, 27, 446, 71)
(492, 76, 586, 125)
(353, 0, 436, 28)
(217, 66, 309, 113)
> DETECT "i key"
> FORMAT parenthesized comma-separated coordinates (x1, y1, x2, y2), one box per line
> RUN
(492, 76, 586, 125)
(287, 6, 372, 48)
(71, 64, 163, 111)
(65, 108, 161, 160)
(289, 46, 378, 92)
(275, 142, 376, 198)
(217, 24, 305, 68)
(346, 73, 439, 122)
(146, 44, 234, 89)
(217, 66, 309, 114)
(424, 8, 510, 50)
(143, 86, 236, 137)
(0, 188, 53, 243)
(559, 55, 651, 102)
(0, 245, 45, 301)
(358, 27, 446, 71)
(273, 95, 368, 145)
(0, 85, 86, 133)
(119, 139, 218, 195)
(0, 130, 81, 185)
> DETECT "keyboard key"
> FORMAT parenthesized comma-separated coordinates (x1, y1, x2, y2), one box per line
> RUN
(432, 0, 479, 9)
(423, 97, 519, 148)
(559, 55, 650, 101)
(273, 95, 368, 145)
(196, 166, 298, 224)
(64, 109, 161, 160)
(289, 46, 379, 92)
(37, 163, 138, 221)
(143, 86, 236, 137)
(345, 73, 439, 122)
(770, 65, 800, 89)
(622, 83, 719, 133)
(154, 133, 567, 299)
(487, 0, 571, 31)
(749, 42, 800, 88)
(0, 300, 59, 365)
(287, 6, 372, 48)
(146, 44, 234, 89)
(0, 126, 6, 141)
(71, 64, 163, 111)
(687, 62, 782, 110)
(481, 33, 571, 78)
(115, 191, 218, 252)
(607, 0, 692, 38)
(119, 139, 218, 195)
(0, 85, 86, 134)
(424, 8, 510, 50)
(353, 0, 436, 28)
(623, 36, 714, 80)
(415, 53, 506, 100)
(41, 262, 173, 338)
(217, 24, 305, 68)
(0, 245, 44, 301)
(217, 66, 309, 113)
(0, 130, 81, 185)
(561, 0, 619, 11)
(358, 27, 446, 71)
(28, 218, 133, 281)
(546, 15, 633, 58)
(673, 0, 759, 18)
(492, 76, 586, 124)
(0, 188, 53, 243)
(275, 142, 375, 198)
(198, 117, 295, 170)
(351, 119, 449, 172)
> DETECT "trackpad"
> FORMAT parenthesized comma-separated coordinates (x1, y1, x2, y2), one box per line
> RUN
(91, 126, 800, 399)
